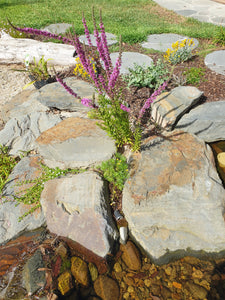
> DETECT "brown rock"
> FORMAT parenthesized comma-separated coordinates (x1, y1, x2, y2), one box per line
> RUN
(94, 275, 120, 300)
(120, 241, 141, 271)
(71, 256, 89, 287)
(185, 281, 208, 299)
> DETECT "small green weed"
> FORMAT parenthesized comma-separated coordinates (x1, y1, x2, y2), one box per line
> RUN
(213, 26, 225, 46)
(183, 67, 206, 85)
(16, 164, 85, 221)
(123, 59, 169, 90)
(97, 153, 129, 192)
(0, 145, 20, 193)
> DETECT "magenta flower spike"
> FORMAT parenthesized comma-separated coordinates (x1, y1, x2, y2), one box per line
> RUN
(56, 76, 79, 98)
(120, 104, 130, 112)
(99, 22, 112, 75)
(82, 16, 93, 47)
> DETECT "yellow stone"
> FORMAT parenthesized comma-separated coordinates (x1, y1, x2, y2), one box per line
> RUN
(114, 262, 122, 273)
(218, 152, 225, 168)
(127, 286, 135, 293)
(144, 279, 151, 287)
(58, 271, 73, 296)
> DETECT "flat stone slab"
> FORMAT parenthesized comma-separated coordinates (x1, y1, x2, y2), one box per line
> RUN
(0, 32, 76, 65)
(204, 50, 225, 75)
(35, 117, 116, 169)
(151, 86, 203, 128)
(0, 112, 62, 156)
(141, 33, 199, 52)
(79, 32, 118, 46)
(40, 171, 119, 257)
(42, 23, 72, 34)
(35, 77, 96, 112)
(152, 0, 225, 26)
(123, 131, 225, 264)
(175, 101, 225, 142)
(109, 52, 153, 74)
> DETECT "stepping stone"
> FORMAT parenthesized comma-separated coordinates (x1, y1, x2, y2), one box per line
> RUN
(141, 33, 199, 52)
(110, 52, 153, 74)
(79, 32, 118, 46)
(35, 77, 96, 112)
(42, 23, 72, 34)
(204, 50, 225, 75)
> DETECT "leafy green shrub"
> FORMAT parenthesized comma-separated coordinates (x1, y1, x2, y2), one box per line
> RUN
(123, 59, 169, 90)
(213, 26, 225, 46)
(0, 145, 19, 193)
(97, 153, 129, 191)
(184, 67, 206, 85)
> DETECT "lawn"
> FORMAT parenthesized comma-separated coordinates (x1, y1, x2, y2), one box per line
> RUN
(0, 0, 221, 43)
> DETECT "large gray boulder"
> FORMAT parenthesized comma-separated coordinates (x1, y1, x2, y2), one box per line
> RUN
(122, 131, 225, 264)
(35, 117, 116, 169)
(40, 171, 119, 258)
(0, 112, 62, 156)
(175, 101, 225, 142)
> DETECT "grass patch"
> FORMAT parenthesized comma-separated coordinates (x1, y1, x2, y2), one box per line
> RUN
(0, 0, 221, 43)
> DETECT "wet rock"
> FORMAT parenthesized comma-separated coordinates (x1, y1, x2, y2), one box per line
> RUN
(71, 257, 89, 287)
(114, 262, 123, 273)
(120, 241, 141, 271)
(151, 86, 203, 129)
(57, 271, 73, 296)
(94, 275, 120, 300)
(122, 131, 225, 264)
(88, 262, 98, 282)
(35, 117, 116, 169)
(40, 171, 118, 258)
(175, 101, 225, 142)
(22, 249, 46, 295)
(0, 112, 62, 156)
(185, 281, 208, 299)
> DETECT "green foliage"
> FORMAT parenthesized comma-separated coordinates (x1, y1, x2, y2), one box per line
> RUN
(27, 55, 52, 81)
(98, 153, 129, 191)
(0, 145, 19, 193)
(15, 164, 85, 221)
(213, 26, 225, 46)
(88, 95, 139, 150)
(184, 67, 206, 85)
(123, 59, 169, 90)
(0, 19, 27, 38)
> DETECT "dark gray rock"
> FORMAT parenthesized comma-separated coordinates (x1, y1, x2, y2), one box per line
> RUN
(22, 249, 46, 295)
(40, 171, 119, 258)
(122, 131, 225, 264)
(175, 101, 225, 142)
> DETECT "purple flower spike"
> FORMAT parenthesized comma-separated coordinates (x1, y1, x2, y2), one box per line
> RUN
(120, 104, 130, 112)
(56, 76, 79, 99)
(81, 98, 92, 107)
(82, 16, 93, 47)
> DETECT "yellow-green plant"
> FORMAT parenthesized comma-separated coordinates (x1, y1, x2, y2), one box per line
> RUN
(73, 56, 97, 80)
(0, 145, 20, 193)
(164, 38, 195, 65)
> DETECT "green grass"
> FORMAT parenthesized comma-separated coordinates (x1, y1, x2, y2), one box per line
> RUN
(0, 0, 222, 44)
